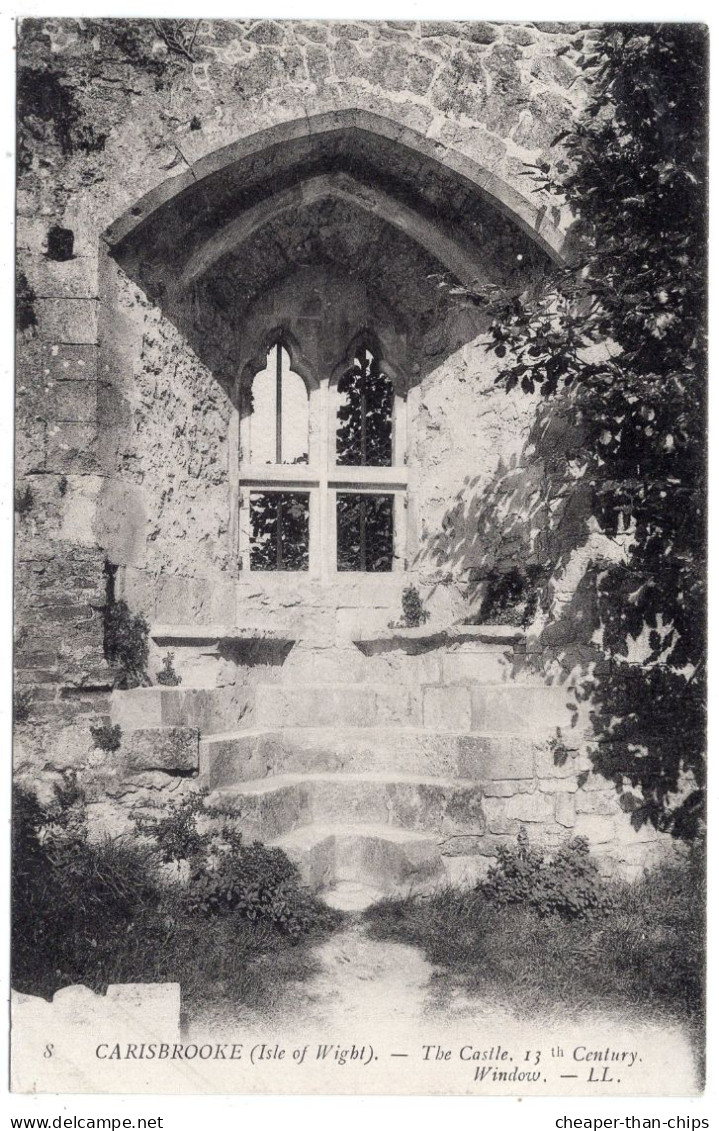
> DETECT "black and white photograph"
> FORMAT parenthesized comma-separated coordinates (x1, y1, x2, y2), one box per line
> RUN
(9, 11, 708, 1100)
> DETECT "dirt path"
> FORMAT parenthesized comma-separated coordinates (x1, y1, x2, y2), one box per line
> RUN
(188, 919, 698, 1095)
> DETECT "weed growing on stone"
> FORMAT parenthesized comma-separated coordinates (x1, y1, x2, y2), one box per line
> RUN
(14, 485, 34, 519)
(90, 722, 122, 753)
(156, 651, 182, 686)
(389, 585, 430, 629)
(400, 584, 430, 628)
(13, 689, 33, 724)
(103, 595, 150, 688)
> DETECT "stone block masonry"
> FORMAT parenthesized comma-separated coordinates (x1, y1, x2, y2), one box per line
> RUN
(14, 19, 675, 883)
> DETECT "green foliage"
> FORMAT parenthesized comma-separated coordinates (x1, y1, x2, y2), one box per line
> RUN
(136, 791, 337, 938)
(468, 27, 707, 838)
(336, 347, 393, 468)
(474, 565, 547, 627)
(156, 651, 182, 686)
(398, 584, 429, 628)
(90, 723, 122, 753)
(103, 598, 149, 688)
(12, 779, 340, 1011)
(14, 485, 34, 519)
(250, 492, 310, 571)
(337, 492, 393, 573)
(482, 827, 614, 920)
(16, 271, 37, 336)
(136, 790, 208, 863)
(13, 689, 33, 724)
(185, 839, 327, 937)
(12, 776, 158, 996)
(365, 850, 705, 1031)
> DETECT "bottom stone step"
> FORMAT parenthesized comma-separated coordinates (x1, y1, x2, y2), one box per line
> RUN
(273, 823, 488, 901)
(209, 771, 485, 840)
(274, 823, 442, 893)
(321, 881, 387, 912)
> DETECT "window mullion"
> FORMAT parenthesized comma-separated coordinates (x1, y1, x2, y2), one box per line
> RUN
(275, 343, 283, 465)
(359, 494, 367, 573)
(276, 494, 283, 570)
(360, 351, 367, 467)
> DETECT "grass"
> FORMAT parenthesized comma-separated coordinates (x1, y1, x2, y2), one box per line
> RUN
(363, 858, 705, 1038)
(68, 902, 331, 1025)
(12, 784, 342, 1026)
(14, 890, 336, 1025)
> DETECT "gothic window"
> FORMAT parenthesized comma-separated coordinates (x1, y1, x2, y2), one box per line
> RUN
(249, 344, 309, 465)
(249, 491, 310, 571)
(336, 347, 393, 467)
(336, 492, 394, 572)
(333, 345, 400, 573)
(239, 331, 407, 575)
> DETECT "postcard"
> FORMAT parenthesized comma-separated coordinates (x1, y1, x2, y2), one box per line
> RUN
(11, 16, 707, 1098)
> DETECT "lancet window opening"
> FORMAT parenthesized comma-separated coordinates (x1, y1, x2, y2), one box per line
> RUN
(248, 343, 309, 467)
(336, 346, 394, 468)
(238, 332, 407, 576)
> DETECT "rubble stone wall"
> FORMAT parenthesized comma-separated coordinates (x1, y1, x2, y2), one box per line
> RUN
(17, 19, 661, 865)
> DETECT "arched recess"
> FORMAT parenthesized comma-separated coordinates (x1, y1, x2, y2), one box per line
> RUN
(178, 172, 491, 292)
(104, 106, 564, 392)
(104, 109, 567, 265)
(100, 109, 564, 588)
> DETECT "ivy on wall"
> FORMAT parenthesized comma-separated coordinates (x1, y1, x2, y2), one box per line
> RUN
(472, 26, 707, 839)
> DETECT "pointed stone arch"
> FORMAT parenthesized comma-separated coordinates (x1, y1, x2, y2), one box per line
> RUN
(103, 108, 567, 270)
(178, 172, 491, 292)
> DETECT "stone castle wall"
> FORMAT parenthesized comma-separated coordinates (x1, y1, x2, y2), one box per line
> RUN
(16, 15, 590, 657)
(14, 18, 670, 877)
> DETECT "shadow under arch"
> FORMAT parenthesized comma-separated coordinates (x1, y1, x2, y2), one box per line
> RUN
(102, 107, 563, 401)
(177, 171, 491, 293)
(103, 108, 567, 265)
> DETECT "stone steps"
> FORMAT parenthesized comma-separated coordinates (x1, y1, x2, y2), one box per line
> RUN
(122, 725, 200, 774)
(107, 631, 586, 901)
(321, 881, 388, 911)
(255, 682, 419, 728)
(209, 771, 486, 840)
(254, 680, 573, 732)
(111, 685, 250, 735)
(270, 823, 448, 895)
(271, 823, 492, 896)
(110, 666, 575, 739)
(202, 726, 570, 790)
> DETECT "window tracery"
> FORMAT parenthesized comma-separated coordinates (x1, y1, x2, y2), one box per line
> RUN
(238, 330, 407, 576)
